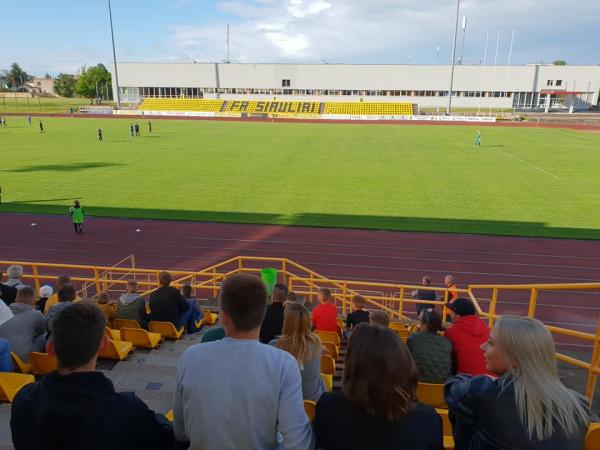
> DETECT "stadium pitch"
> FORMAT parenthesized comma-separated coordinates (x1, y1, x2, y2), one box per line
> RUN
(1, 117, 599, 239)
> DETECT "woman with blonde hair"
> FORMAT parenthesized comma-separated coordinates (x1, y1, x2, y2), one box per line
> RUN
(446, 316, 589, 449)
(270, 302, 325, 401)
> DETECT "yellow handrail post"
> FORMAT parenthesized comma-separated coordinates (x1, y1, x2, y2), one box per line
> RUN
(527, 288, 538, 318)
(489, 288, 499, 327)
(31, 263, 40, 294)
(212, 268, 217, 299)
(237, 257, 243, 274)
(94, 267, 101, 295)
(342, 282, 348, 316)
(585, 317, 600, 402)
(309, 273, 314, 305)
(282, 259, 287, 286)
(442, 290, 449, 320)
(398, 286, 405, 320)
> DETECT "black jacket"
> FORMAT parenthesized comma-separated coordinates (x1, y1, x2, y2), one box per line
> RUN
(0, 284, 17, 305)
(407, 331, 453, 383)
(10, 371, 173, 450)
(149, 286, 189, 326)
(259, 301, 284, 343)
(315, 392, 443, 450)
(445, 374, 588, 450)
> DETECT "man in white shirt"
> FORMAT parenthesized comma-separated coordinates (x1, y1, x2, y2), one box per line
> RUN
(173, 273, 314, 450)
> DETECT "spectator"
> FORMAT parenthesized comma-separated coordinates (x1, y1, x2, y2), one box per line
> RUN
(4, 265, 25, 290)
(36, 285, 53, 313)
(45, 284, 77, 336)
(0, 286, 46, 363)
(345, 295, 370, 335)
(44, 275, 81, 314)
(180, 283, 203, 333)
(271, 302, 325, 402)
(444, 298, 490, 376)
(446, 316, 589, 449)
(0, 338, 13, 372)
(314, 324, 443, 450)
(370, 310, 390, 328)
(312, 288, 338, 332)
(407, 309, 452, 383)
(287, 290, 300, 304)
(444, 275, 459, 303)
(149, 271, 189, 327)
(95, 292, 115, 324)
(10, 303, 174, 449)
(200, 326, 226, 343)
(0, 271, 18, 305)
(259, 283, 288, 343)
(412, 276, 437, 315)
(115, 280, 147, 328)
(173, 273, 313, 450)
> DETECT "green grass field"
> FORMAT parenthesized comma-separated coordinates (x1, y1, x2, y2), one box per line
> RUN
(0, 96, 112, 113)
(1, 116, 599, 239)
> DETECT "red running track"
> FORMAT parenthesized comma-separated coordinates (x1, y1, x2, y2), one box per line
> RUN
(2, 213, 600, 342)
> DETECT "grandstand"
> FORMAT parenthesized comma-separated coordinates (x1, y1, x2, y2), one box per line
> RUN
(138, 98, 225, 112)
(323, 101, 415, 116)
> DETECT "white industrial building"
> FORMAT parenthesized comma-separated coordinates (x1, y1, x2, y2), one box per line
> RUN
(112, 62, 600, 111)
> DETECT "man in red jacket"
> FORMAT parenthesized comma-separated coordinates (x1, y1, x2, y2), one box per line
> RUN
(444, 298, 490, 376)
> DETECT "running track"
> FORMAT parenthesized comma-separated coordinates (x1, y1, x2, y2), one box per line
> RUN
(1, 213, 599, 345)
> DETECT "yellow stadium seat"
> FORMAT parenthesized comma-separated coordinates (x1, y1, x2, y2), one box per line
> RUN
(203, 311, 218, 325)
(436, 408, 455, 448)
(105, 327, 121, 341)
(417, 382, 447, 409)
(397, 329, 410, 341)
(121, 328, 162, 349)
(303, 400, 316, 422)
(322, 342, 339, 359)
(316, 331, 340, 347)
(145, 305, 151, 315)
(11, 352, 31, 374)
(0, 373, 35, 402)
(195, 318, 204, 329)
(165, 410, 174, 422)
(389, 322, 406, 331)
(586, 423, 600, 450)
(321, 354, 336, 375)
(149, 321, 184, 340)
(139, 99, 225, 112)
(29, 352, 58, 376)
(99, 339, 133, 361)
(321, 373, 333, 392)
(113, 319, 142, 330)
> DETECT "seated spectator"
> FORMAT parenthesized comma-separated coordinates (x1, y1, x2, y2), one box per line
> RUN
(446, 316, 589, 450)
(181, 283, 203, 333)
(271, 302, 325, 402)
(95, 292, 115, 324)
(412, 276, 437, 315)
(0, 338, 13, 372)
(45, 284, 77, 336)
(200, 326, 225, 343)
(444, 298, 490, 376)
(0, 270, 18, 306)
(0, 286, 46, 363)
(370, 310, 390, 327)
(4, 265, 26, 290)
(44, 275, 81, 314)
(407, 308, 452, 383)
(259, 283, 288, 343)
(314, 324, 443, 450)
(115, 280, 147, 328)
(173, 273, 313, 450)
(312, 288, 338, 332)
(10, 302, 174, 449)
(345, 295, 370, 335)
(149, 271, 189, 327)
(287, 290, 301, 304)
(36, 285, 53, 313)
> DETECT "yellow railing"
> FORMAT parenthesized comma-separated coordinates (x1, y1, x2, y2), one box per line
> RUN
(1, 255, 598, 405)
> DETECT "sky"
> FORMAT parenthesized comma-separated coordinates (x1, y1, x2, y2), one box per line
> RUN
(1, 0, 599, 76)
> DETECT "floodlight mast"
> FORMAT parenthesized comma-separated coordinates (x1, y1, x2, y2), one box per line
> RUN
(108, 0, 121, 109)
(447, 0, 461, 114)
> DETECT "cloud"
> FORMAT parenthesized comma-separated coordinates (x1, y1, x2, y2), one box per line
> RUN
(170, 0, 600, 64)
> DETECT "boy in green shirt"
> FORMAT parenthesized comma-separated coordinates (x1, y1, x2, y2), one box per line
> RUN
(69, 200, 85, 234)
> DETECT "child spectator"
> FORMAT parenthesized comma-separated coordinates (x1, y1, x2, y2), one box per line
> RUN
(36, 285, 53, 313)
(407, 308, 452, 383)
(180, 283, 203, 334)
(44, 275, 82, 314)
(345, 295, 370, 335)
(95, 291, 115, 325)
(311, 288, 338, 332)
(271, 303, 325, 402)
(45, 284, 77, 336)
(370, 310, 390, 327)
(446, 316, 589, 449)
(314, 324, 443, 450)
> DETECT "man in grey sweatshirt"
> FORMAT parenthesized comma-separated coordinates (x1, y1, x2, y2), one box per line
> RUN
(0, 286, 46, 362)
(115, 280, 147, 328)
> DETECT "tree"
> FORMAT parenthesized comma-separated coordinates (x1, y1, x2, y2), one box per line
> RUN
(5, 63, 31, 87)
(553, 60, 567, 66)
(53, 73, 77, 97)
(75, 63, 112, 99)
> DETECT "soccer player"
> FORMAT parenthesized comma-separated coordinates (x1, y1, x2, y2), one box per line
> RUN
(98, 128, 103, 143)
(129, 123, 134, 138)
(474, 130, 481, 147)
(147, 120, 152, 133)
(134, 123, 140, 136)
(27, 115, 32, 126)
(39, 121, 44, 134)
(69, 200, 85, 234)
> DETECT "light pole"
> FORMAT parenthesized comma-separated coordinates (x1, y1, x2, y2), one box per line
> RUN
(108, 0, 121, 108)
(447, 0, 461, 114)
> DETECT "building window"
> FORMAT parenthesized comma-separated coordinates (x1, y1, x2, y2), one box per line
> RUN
(556, 80, 563, 86)
(547, 80, 554, 86)
(282, 79, 290, 87)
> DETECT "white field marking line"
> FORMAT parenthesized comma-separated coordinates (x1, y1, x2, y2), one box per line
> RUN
(491, 146, 561, 180)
